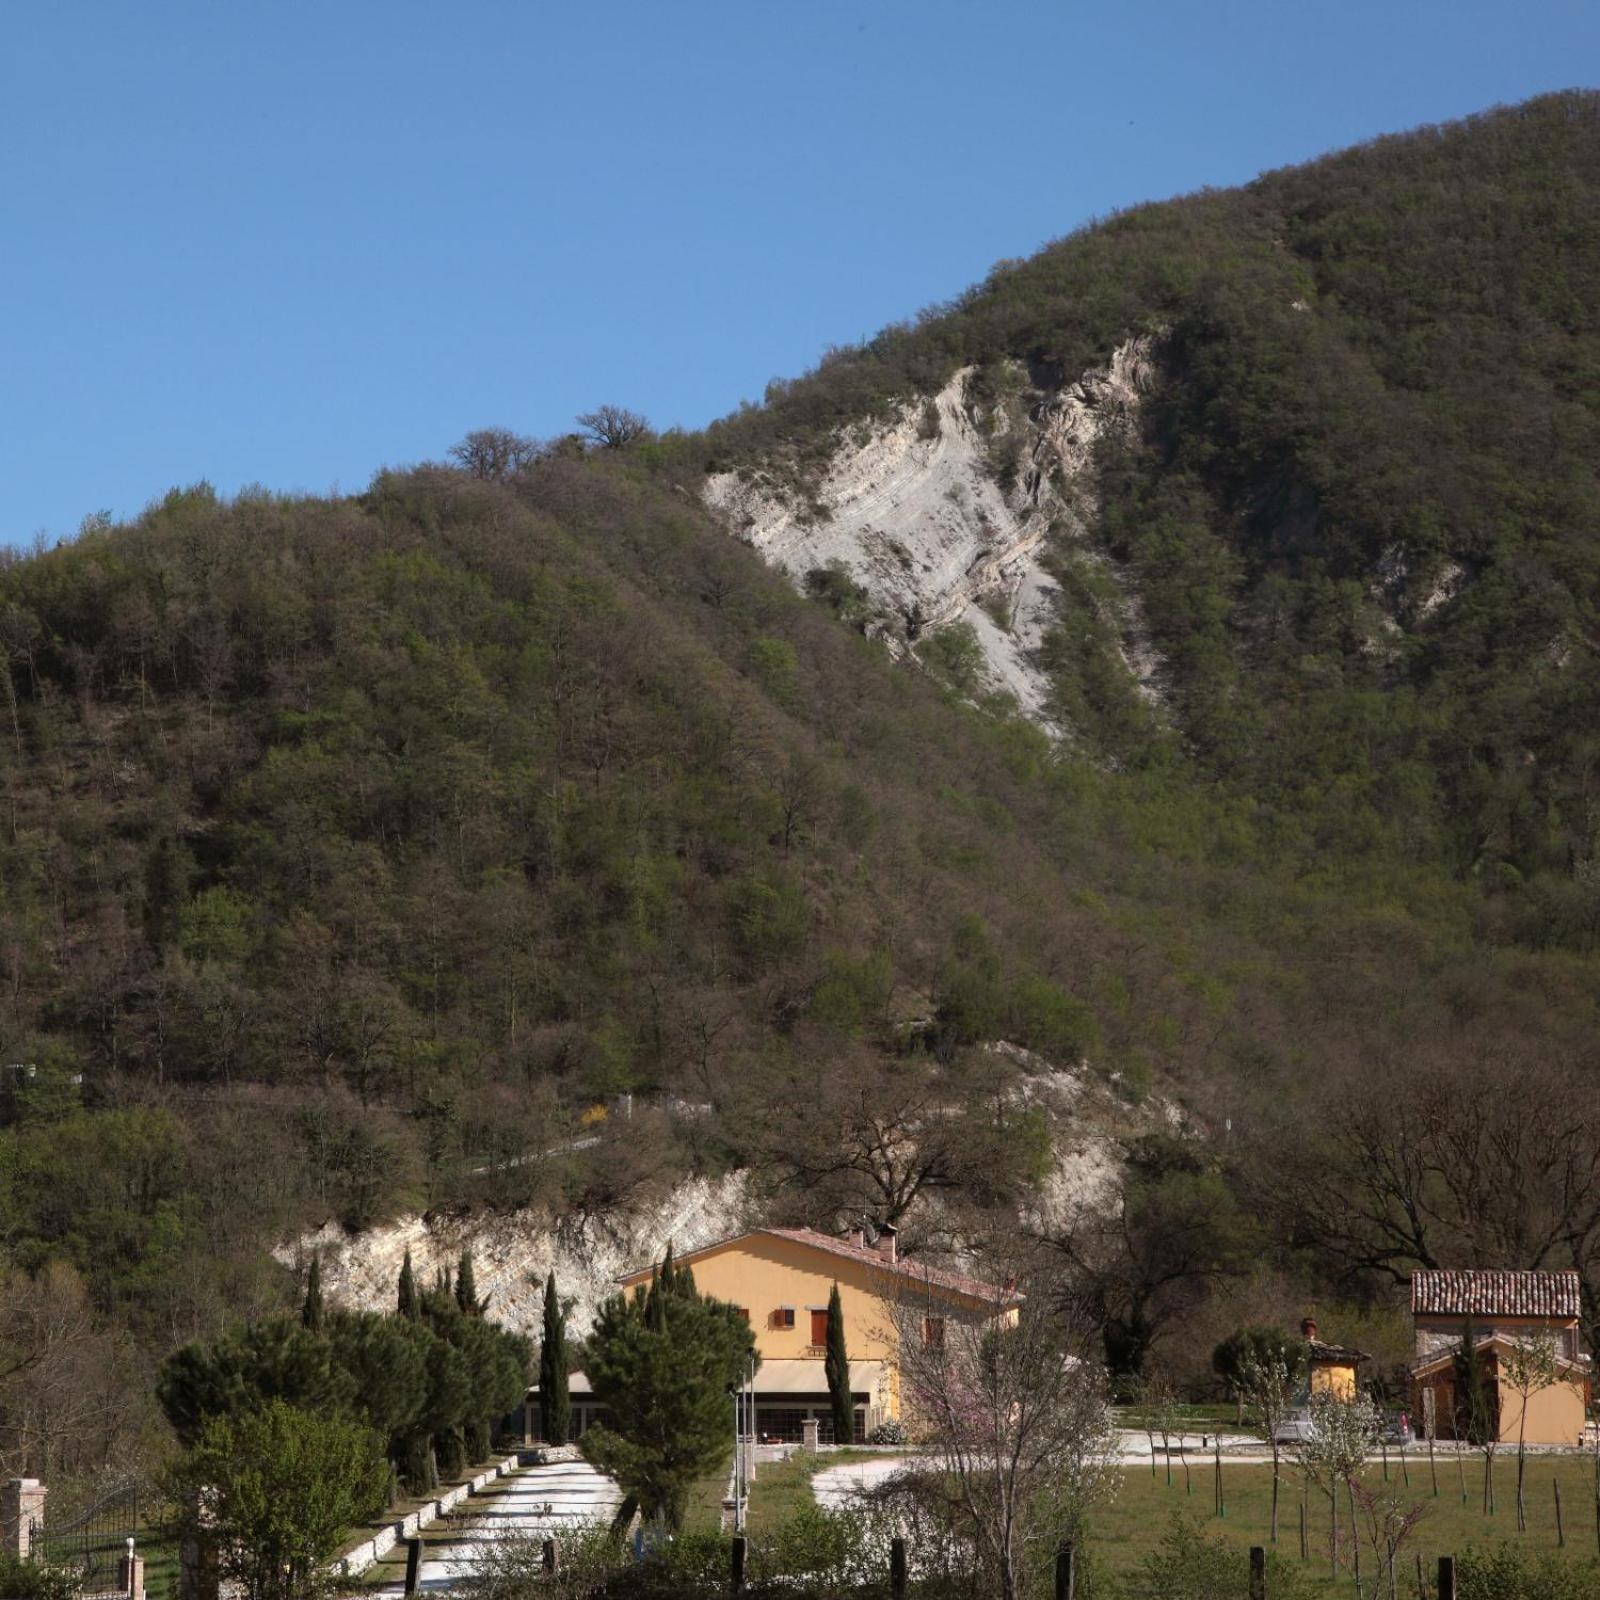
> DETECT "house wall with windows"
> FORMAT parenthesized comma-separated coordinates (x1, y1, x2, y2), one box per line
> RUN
(614, 1226, 1019, 1434)
(1407, 1271, 1591, 1446)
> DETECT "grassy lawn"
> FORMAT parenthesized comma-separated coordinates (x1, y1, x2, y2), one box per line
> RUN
(1090, 1455, 1600, 1588)
(1115, 1402, 1251, 1436)
(684, 1448, 887, 1537)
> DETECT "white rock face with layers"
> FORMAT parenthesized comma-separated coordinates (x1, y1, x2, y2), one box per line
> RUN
(705, 336, 1163, 723)
(275, 1171, 753, 1339)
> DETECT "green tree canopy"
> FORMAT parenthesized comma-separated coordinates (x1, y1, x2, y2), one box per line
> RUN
(168, 1398, 388, 1600)
(581, 1257, 757, 1529)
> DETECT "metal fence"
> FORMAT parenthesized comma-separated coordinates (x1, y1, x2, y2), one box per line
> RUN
(29, 1481, 141, 1585)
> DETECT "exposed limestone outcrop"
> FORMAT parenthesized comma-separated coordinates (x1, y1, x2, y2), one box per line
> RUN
(275, 1171, 753, 1339)
(705, 336, 1165, 726)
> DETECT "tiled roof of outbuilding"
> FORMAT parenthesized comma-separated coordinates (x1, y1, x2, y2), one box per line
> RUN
(1411, 1270, 1580, 1319)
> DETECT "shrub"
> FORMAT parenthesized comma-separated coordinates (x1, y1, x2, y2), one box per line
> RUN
(867, 1418, 907, 1445)
(0, 1552, 80, 1600)
(1124, 1514, 1313, 1600)
(1457, 1544, 1600, 1600)
(168, 1399, 389, 1600)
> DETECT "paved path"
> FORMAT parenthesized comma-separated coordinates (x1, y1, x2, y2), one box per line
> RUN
(811, 1431, 1521, 1508)
(370, 1459, 622, 1594)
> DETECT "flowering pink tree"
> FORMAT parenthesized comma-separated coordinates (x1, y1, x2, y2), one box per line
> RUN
(890, 1280, 1115, 1600)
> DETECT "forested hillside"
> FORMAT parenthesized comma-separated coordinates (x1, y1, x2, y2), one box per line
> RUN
(707, 91, 1600, 936)
(4, 92, 1600, 1482)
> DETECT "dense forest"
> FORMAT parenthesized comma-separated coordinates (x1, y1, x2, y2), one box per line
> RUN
(3, 92, 1600, 1486)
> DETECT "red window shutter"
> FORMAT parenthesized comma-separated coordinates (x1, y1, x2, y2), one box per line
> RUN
(811, 1309, 829, 1345)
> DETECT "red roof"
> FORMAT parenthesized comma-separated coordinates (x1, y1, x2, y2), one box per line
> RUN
(620, 1227, 1022, 1309)
(1411, 1270, 1580, 1319)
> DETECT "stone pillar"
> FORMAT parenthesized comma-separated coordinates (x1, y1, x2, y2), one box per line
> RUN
(0, 1479, 45, 1561)
(118, 1540, 146, 1600)
(178, 1490, 220, 1600)
(801, 1417, 819, 1453)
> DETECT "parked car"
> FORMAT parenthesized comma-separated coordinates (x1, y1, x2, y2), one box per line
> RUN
(1382, 1412, 1414, 1445)
(1272, 1410, 1314, 1445)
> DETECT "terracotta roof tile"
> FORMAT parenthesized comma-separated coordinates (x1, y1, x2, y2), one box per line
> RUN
(1411, 1270, 1580, 1319)
(758, 1228, 1022, 1307)
(619, 1227, 1022, 1308)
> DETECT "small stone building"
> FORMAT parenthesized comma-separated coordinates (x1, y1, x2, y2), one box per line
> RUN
(1301, 1318, 1367, 1400)
(1408, 1269, 1590, 1446)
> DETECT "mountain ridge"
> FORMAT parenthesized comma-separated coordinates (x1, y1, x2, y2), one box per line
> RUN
(3, 94, 1600, 1477)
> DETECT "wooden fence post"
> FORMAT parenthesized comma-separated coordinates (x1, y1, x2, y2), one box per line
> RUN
(1054, 1541, 1075, 1600)
(1298, 1499, 1307, 1561)
(889, 1536, 907, 1600)
(1248, 1544, 1265, 1600)
(1437, 1553, 1456, 1600)
(1556, 1477, 1565, 1547)
(542, 1537, 559, 1574)
(731, 1533, 747, 1596)
(403, 1537, 422, 1596)
(1415, 1550, 1425, 1598)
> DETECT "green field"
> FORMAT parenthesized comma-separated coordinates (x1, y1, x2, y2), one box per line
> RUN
(1088, 1456, 1600, 1589)
(727, 1447, 1600, 1591)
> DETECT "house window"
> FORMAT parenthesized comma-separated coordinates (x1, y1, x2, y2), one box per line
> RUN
(735, 1308, 749, 1321)
(923, 1316, 945, 1350)
(811, 1309, 830, 1346)
(771, 1307, 796, 1330)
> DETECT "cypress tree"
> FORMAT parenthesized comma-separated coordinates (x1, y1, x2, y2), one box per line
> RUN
(302, 1255, 324, 1332)
(398, 1249, 420, 1320)
(456, 1249, 481, 1316)
(539, 1271, 570, 1446)
(1454, 1318, 1492, 1445)
(824, 1281, 853, 1445)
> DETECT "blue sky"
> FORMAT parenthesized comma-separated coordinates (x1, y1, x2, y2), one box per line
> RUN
(3, 0, 1596, 544)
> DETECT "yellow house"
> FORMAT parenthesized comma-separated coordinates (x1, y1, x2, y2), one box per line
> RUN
(1300, 1318, 1366, 1401)
(1408, 1270, 1591, 1447)
(537, 1225, 1020, 1444)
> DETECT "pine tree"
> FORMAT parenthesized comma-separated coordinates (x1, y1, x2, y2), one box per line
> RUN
(583, 1273, 757, 1530)
(302, 1255, 324, 1332)
(398, 1249, 420, 1321)
(539, 1270, 570, 1446)
(825, 1281, 853, 1445)
(456, 1250, 482, 1316)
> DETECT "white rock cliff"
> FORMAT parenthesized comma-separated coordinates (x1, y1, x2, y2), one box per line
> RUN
(705, 336, 1164, 725)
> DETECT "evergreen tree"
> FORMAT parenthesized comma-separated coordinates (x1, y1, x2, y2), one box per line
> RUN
(539, 1270, 571, 1446)
(1454, 1319, 1494, 1446)
(156, 1319, 356, 1446)
(582, 1258, 757, 1529)
(455, 1249, 482, 1316)
(301, 1255, 324, 1333)
(824, 1281, 853, 1445)
(398, 1249, 420, 1321)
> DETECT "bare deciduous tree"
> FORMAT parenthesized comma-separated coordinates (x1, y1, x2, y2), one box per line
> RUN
(887, 1278, 1114, 1600)
(448, 428, 541, 481)
(1294, 1390, 1382, 1583)
(1500, 1331, 1565, 1532)
(575, 405, 652, 450)
(1238, 1342, 1309, 1543)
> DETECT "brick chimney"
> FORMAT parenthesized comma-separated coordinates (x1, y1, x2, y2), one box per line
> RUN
(874, 1224, 897, 1263)
(846, 1226, 866, 1250)
(1301, 1317, 1318, 1341)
